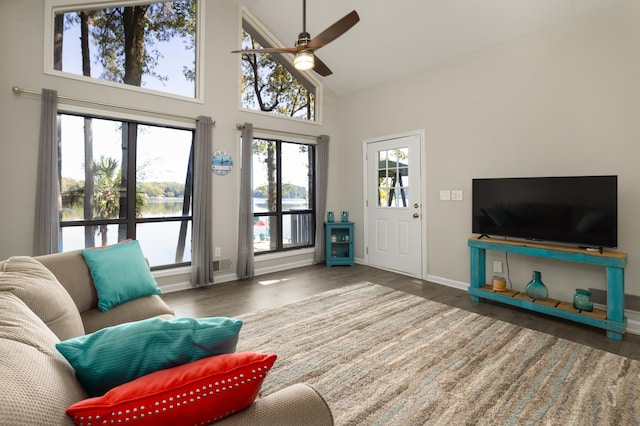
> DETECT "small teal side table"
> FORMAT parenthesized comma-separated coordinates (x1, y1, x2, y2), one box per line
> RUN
(325, 221, 354, 267)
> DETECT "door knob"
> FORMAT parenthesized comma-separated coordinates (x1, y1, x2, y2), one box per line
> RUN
(414, 203, 419, 208)
(413, 213, 419, 218)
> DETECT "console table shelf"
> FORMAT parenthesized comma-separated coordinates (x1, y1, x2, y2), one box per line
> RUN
(468, 237, 628, 340)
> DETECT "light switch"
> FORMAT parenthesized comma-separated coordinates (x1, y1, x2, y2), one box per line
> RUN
(439, 190, 451, 201)
(451, 190, 463, 201)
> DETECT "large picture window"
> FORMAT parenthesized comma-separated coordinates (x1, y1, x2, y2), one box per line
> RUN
(252, 139, 315, 253)
(49, 0, 198, 98)
(58, 113, 194, 268)
(240, 14, 317, 121)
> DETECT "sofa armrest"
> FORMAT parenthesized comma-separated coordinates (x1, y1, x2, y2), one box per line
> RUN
(214, 383, 333, 426)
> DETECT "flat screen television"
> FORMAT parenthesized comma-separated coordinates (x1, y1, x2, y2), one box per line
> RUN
(472, 175, 617, 248)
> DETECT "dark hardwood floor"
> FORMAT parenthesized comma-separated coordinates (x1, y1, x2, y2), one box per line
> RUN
(161, 263, 640, 360)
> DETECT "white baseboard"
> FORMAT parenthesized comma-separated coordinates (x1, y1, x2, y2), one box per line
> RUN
(254, 258, 315, 276)
(159, 266, 640, 337)
(623, 311, 640, 335)
(426, 275, 640, 336)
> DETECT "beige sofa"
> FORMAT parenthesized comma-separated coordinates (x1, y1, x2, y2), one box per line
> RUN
(0, 250, 333, 426)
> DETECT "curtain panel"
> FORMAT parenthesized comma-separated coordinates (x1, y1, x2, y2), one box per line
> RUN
(191, 115, 214, 287)
(33, 89, 60, 256)
(313, 135, 330, 263)
(236, 123, 254, 279)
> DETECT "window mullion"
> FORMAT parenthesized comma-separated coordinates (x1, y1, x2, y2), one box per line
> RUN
(125, 122, 137, 240)
(276, 140, 283, 250)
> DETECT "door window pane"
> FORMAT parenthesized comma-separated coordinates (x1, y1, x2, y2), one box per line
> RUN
(377, 148, 410, 208)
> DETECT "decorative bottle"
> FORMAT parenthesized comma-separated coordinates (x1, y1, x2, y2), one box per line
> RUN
(525, 271, 548, 300)
(327, 211, 334, 222)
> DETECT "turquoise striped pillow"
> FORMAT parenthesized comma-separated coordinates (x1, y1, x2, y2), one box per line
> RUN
(81, 240, 161, 312)
(56, 316, 242, 397)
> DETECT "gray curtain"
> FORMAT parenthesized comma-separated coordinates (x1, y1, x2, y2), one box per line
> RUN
(191, 115, 214, 287)
(313, 135, 330, 263)
(237, 123, 254, 279)
(33, 89, 60, 256)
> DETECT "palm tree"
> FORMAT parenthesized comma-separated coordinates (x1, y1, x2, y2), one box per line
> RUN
(93, 156, 121, 246)
(93, 156, 147, 246)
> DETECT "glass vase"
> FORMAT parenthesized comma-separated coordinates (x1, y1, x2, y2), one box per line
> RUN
(327, 211, 334, 222)
(526, 270, 548, 300)
(573, 289, 594, 312)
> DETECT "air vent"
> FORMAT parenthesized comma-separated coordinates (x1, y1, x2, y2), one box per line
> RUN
(212, 259, 232, 272)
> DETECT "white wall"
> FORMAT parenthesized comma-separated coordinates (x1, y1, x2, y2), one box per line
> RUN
(2, 0, 639, 303)
(335, 2, 640, 301)
(0, 0, 339, 283)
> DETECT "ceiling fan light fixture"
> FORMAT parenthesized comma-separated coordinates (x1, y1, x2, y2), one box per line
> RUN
(294, 50, 314, 71)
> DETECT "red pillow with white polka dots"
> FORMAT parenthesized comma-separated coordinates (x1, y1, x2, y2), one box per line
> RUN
(66, 352, 277, 426)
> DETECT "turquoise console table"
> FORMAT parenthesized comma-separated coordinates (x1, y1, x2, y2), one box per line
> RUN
(468, 237, 628, 340)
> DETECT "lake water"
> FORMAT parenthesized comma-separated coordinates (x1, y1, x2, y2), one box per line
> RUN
(62, 198, 311, 266)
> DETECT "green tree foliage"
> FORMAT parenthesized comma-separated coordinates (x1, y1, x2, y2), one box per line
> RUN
(58, 0, 196, 87)
(254, 183, 307, 199)
(240, 30, 315, 120)
(63, 176, 184, 202)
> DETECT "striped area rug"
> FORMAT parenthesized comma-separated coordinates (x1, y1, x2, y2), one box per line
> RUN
(236, 282, 640, 425)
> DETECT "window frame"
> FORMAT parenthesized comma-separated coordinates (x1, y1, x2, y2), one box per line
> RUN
(43, 0, 205, 102)
(252, 136, 316, 255)
(238, 8, 324, 125)
(57, 105, 196, 270)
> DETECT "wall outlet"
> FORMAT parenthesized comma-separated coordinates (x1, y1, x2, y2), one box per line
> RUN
(439, 190, 451, 201)
(451, 190, 463, 201)
(214, 247, 221, 257)
(493, 261, 503, 273)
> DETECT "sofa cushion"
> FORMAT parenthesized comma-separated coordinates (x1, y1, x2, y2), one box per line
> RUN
(0, 256, 85, 340)
(35, 249, 97, 313)
(0, 292, 87, 426)
(66, 352, 277, 426)
(81, 294, 174, 334)
(56, 316, 243, 397)
(81, 240, 161, 312)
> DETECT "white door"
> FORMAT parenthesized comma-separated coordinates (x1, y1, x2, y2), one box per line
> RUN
(365, 133, 423, 277)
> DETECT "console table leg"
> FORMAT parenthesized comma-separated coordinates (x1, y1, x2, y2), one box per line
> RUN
(606, 266, 626, 325)
(469, 246, 486, 302)
(607, 330, 623, 341)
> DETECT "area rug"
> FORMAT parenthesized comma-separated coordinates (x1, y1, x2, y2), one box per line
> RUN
(236, 282, 640, 425)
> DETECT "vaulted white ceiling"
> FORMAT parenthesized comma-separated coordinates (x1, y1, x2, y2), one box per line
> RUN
(226, 0, 625, 96)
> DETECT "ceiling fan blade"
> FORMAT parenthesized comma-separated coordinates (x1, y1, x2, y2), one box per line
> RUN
(231, 46, 302, 54)
(312, 55, 332, 77)
(306, 10, 359, 51)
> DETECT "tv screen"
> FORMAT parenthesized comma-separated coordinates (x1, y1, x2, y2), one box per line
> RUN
(472, 175, 617, 248)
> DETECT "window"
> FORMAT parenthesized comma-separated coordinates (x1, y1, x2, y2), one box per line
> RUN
(377, 148, 410, 208)
(49, 0, 198, 98)
(252, 139, 315, 253)
(58, 113, 194, 268)
(239, 14, 317, 121)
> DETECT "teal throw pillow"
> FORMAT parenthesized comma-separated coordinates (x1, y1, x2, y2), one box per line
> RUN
(81, 240, 161, 312)
(56, 316, 243, 397)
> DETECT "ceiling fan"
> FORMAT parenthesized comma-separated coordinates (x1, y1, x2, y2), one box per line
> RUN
(231, 0, 359, 76)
